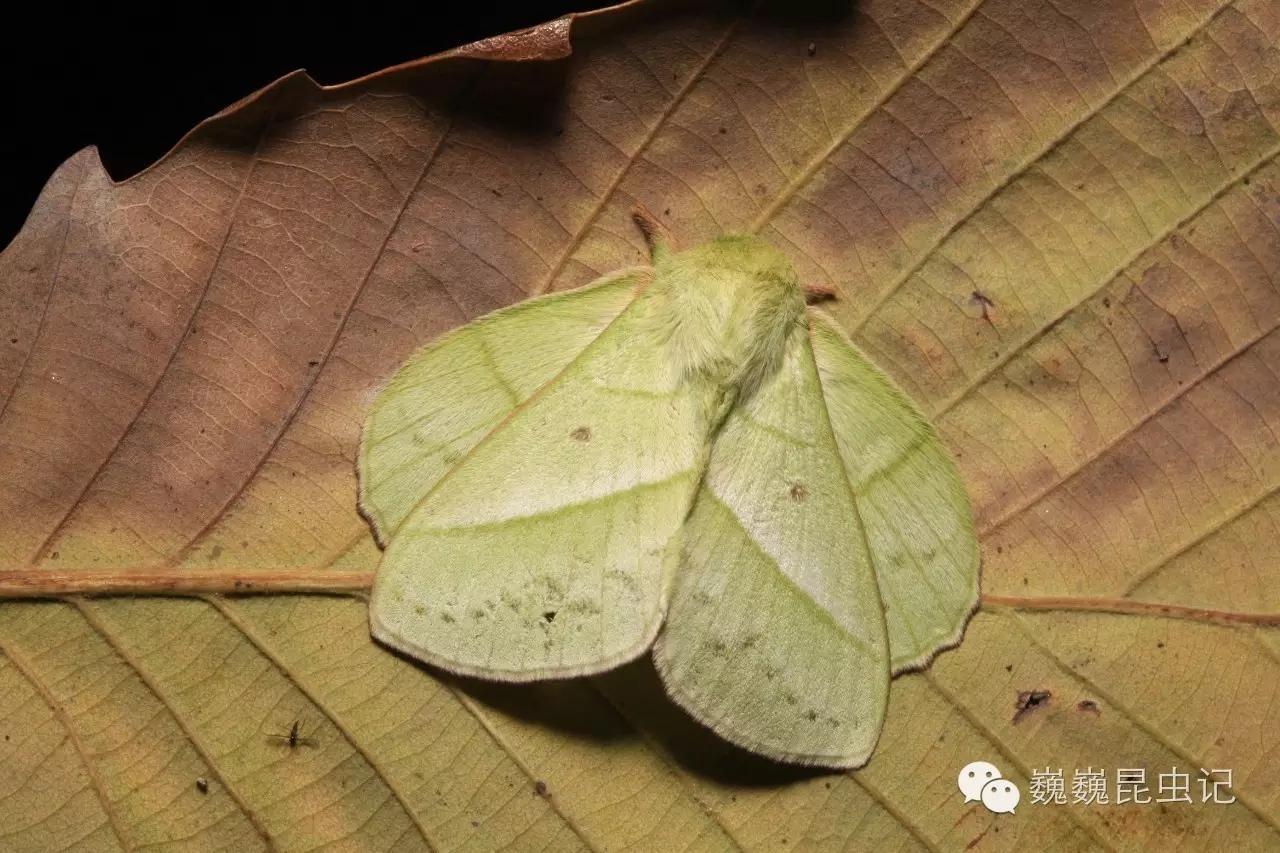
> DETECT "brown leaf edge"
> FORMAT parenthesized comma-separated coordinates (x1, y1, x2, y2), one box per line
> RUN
(5, 0, 648, 241)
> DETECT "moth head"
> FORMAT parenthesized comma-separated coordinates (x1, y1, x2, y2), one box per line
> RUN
(652, 235, 805, 395)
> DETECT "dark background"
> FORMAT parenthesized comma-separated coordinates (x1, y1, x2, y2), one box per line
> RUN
(1, 4, 615, 248)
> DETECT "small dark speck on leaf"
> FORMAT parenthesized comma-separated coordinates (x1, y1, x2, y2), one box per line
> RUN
(789, 483, 808, 501)
(8, 338, 16, 344)
(1012, 689, 1051, 724)
(1153, 342, 1169, 363)
(1156, 640, 1165, 648)
(308, 360, 319, 367)
(196, 777, 209, 794)
(543, 611, 557, 623)
(534, 781, 549, 797)
(1005, 664, 1013, 672)
(718, 126, 727, 134)
(663, 208, 671, 216)
(570, 426, 591, 442)
(970, 290, 995, 323)
(1077, 699, 1100, 716)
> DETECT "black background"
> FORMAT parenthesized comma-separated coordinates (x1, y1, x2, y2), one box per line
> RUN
(1, 4, 614, 248)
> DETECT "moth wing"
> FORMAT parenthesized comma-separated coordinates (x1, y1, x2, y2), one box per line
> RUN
(370, 282, 710, 680)
(808, 310, 979, 673)
(360, 270, 645, 542)
(654, 325, 890, 768)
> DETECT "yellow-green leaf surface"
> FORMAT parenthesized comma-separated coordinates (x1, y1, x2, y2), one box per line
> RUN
(2, 0, 1278, 849)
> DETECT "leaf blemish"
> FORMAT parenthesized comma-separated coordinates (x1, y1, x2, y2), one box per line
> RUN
(789, 483, 808, 501)
(543, 610, 557, 623)
(570, 426, 591, 441)
(440, 612, 456, 623)
(970, 290, 995, 324)
(1012, 689, 1051, 724)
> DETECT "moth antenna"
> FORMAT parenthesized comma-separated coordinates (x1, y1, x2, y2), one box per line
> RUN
(631, 203, 676, 263)
(804, 282, 838, 304)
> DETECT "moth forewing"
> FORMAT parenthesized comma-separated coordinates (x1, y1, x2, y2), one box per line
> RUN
(807, 311, 980, 674)
(369, 283, 711, 681)
(653, 322, 891, 769)
(358, 270, 647, 543)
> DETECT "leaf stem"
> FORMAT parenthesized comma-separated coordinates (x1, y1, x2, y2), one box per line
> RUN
(0, 569, 375, 598)
(0, 573, 1274, 628)
(981, 594, 1280, 627)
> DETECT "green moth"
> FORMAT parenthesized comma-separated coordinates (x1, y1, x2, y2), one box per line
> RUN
(359, 210, 978, 768)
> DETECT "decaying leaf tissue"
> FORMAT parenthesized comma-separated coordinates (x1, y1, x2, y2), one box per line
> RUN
(1, 0, 1277, 850)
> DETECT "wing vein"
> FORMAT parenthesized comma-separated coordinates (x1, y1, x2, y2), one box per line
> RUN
(700, 490, 875, 658)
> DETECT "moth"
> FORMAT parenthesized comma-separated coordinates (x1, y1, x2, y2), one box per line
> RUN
(359, 208, 978, 768)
